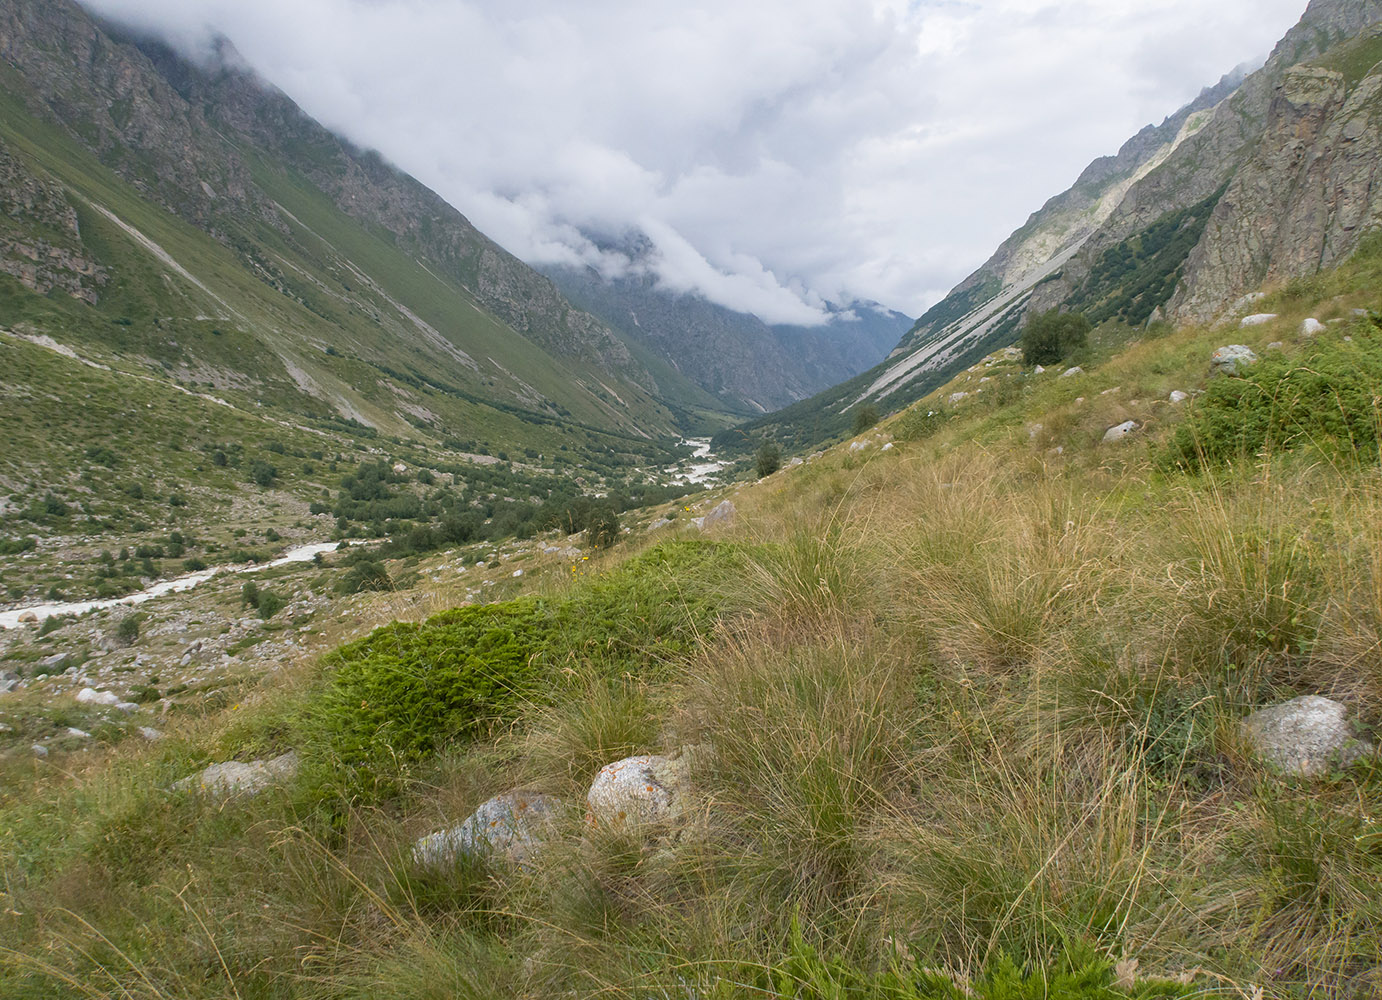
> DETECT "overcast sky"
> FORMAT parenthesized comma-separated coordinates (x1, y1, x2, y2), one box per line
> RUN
(82, 0, 1308, 325)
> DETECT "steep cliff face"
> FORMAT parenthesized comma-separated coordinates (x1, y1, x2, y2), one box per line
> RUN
(1170, 34, 1382, 321)
(1038, 0, 1382, 321)
(0, 134, 105, 301)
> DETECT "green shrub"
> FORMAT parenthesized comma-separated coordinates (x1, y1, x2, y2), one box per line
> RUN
(115, 614, 141, 645)
(757, 440, 783, 477)
(1160, 331, 1382, 472)
(305, 541, 738, 795)
(311, 600, 548, 775)
(337, 557, 392, 594)
(241, 580, 260, 609)
(256, 591, 286, 620)
(250, 460, 278, 487)
(852, 404, 880, 435)
(1021, 309, 1090, 366)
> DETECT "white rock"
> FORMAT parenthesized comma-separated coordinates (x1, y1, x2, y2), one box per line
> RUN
(788, 457, 804, 467)
(1100, 386, 1122, 396)
(66, 727, 91, 738)
(702, 500, 736, 529)
(1102, 421, 1139, 444)
(511, 569, 524, 578)
(1210, 345, 1259, 376)
(1033, 365, 1046, 374)
(76, 688, 121, 706)
(586, 754, 691, 832)
(1169, 390, 1190, 404)
(1300, 318, 1326, 336)
(1242, 697, 1373, 777)
(1266, 342, 1284, 351)
(646, 518, 673, 532)
(947, 391, 969, 404)
(172, 751, 300, 798)
(848, 440, 868, 451)
(880, 442, 894, 452)
(32, 744, 48, 758)
(1240, 313, 1278, 328)
(413, 791, 562, 868)
(139, 727, 165, 741)
(1061, 366, 1083, 378)
(1232, 292, 1267, 311)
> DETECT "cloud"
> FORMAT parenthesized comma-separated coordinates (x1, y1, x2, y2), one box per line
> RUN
(80, 0, 1307, 321)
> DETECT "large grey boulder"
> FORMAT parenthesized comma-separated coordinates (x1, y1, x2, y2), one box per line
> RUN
(1242, 696, 1373, 777)
(1210, 345, 1259, 377)
(413, 790, 562, 868)
(585, 754, 691, 832)
(172, 751, 300, 798)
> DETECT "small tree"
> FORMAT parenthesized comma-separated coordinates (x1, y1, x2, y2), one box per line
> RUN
(852, 404, 880, 435)
(1021, 309, 1091, 366)
(116, 614, 141, 645)
(755, 441, 782, 478)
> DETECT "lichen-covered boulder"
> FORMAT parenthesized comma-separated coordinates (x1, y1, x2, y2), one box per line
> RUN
(413, 790, 562, 868)
(172, 751, 299, 798)
(585, 754, 690, 832)
(1210, 345, 1259, 376)
(1242, 696, 1373, 777)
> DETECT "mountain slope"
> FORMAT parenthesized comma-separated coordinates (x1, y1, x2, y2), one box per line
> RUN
(0, 0, 678, 442)
(721, 0, 1382, 454)
(543, 258, 908, 414)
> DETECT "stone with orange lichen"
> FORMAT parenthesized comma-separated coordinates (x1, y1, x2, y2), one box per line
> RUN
(584, 753, 690, 832)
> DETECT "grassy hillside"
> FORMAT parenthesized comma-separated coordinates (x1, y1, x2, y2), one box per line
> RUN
(3, 235, 1381, 998)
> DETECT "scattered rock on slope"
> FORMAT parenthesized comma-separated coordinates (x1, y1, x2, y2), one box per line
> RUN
(413, 791, 562, 868)
(1210, 345, 1259, 376)
(1103, 421, 1139, 443)
(172, 751, 300, 798)
(1242, 696, 1373, 777)
(585, 754, 691, 832)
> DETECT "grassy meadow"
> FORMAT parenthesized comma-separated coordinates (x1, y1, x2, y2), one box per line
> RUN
(3, 246, 1382, 998)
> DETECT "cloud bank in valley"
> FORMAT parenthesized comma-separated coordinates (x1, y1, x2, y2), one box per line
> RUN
(81, 0, 1307, 324)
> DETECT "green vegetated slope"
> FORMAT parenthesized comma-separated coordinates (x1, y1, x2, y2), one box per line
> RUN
(5, 234, 1382, 999)
(0, 0, 693, 478)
